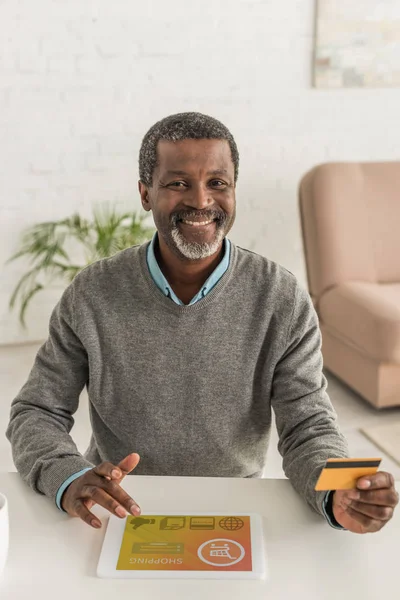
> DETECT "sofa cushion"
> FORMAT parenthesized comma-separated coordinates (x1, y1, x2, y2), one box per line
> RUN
(319, 282, 400, 364)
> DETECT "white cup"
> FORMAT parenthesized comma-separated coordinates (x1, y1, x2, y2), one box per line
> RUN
(0, 493, 9, 578)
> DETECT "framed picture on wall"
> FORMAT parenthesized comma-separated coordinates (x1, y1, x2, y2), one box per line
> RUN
(314, 0, 400, 88)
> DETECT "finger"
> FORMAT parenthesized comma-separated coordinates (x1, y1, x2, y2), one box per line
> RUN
(345, 505, 385, 533)
(92, 454, 140, 482)
(93, 461, 124, 481)
(81, 486, 133, 519)
(102, 479, 141, 516)
(347, 488, 399, 507)
(357, 471, 394, 490)
(83, 480, 141, 517)
(117, 453, 141, 478)
(74, 499, 102, 529)
(349, 500, 394, 521)
(83, 498, 95, 510)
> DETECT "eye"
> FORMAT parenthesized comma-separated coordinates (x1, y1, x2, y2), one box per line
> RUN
(210, 180, 226, 188)
(168, 181, 187, 188)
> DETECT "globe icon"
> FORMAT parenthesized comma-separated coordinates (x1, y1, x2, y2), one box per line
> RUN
(219, 517, 244, 531)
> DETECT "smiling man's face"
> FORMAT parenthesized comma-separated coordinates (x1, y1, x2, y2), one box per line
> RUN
(139, 138, 236, 261)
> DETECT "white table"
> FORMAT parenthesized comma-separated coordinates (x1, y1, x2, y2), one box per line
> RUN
(0, 472, 399, 599)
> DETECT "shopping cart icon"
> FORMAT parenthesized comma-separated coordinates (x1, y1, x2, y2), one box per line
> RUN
(209, 543, 237, 559)
(197, 538, 245, 567)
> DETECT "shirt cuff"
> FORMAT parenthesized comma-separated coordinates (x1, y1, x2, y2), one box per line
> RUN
(322, 490, 347, 530)
(55, 467, 93, 512)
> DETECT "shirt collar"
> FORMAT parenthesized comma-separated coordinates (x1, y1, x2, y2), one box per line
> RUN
(146, 231, 231, 305)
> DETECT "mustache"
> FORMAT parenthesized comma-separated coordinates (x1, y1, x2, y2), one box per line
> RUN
(172, 211, 225, 223)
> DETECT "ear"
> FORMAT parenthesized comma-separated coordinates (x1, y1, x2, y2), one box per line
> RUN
(138, 181, 151, 212)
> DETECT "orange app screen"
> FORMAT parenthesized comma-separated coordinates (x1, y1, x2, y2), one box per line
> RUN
(117, 515, 253, 572)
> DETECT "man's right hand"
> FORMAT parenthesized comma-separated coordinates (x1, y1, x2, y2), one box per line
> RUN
(61, 453, 141, 529)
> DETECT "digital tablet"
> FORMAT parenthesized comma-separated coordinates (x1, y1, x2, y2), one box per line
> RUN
(97, 511, 267, 579)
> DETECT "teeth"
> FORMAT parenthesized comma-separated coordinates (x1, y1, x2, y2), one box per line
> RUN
(181, 220, 213, 226)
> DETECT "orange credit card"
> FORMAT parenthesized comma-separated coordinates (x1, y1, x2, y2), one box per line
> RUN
(314, 457, 382, 491)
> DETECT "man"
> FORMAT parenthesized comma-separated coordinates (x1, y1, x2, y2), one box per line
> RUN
(6, 112, 398, 534)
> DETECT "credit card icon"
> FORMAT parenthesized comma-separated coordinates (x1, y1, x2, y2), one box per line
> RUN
(190, 517, 215, 530)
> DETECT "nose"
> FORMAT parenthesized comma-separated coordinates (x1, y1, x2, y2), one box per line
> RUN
(185, 182, 213, 211)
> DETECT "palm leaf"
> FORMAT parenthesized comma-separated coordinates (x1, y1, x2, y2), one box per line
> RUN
(6, 202, 155, 327)
(19, 283, 44, 329)
(9, 267, 43, 309)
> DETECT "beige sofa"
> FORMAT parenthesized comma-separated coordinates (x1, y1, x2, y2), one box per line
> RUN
(299, 162, 400, 409)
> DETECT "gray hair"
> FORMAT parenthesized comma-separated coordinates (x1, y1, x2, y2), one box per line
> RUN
(139, 112, 239, 187)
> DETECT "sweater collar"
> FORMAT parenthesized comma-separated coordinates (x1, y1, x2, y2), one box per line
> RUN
(146, 231, 231, 305)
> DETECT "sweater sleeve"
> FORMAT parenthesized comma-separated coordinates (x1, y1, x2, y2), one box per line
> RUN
(6, 281, 95, 502)
(271, 282, 350, 519)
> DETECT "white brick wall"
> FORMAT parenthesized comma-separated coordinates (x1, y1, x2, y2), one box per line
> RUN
(1, 0, 400, 344)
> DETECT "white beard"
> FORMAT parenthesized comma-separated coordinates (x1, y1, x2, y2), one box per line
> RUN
(170, 223, 226, 260)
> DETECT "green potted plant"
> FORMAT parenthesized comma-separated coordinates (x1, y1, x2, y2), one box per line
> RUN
(6, 203, 156, 328)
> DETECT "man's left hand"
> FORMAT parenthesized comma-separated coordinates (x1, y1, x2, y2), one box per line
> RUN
(332, 471, 399, 534)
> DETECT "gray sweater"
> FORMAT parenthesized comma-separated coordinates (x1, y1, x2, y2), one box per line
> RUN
(6, 239, 349, 518)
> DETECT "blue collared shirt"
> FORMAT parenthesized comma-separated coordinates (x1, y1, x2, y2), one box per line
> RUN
(55, 232, 343, 529)
(147, 232, 231, 304)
